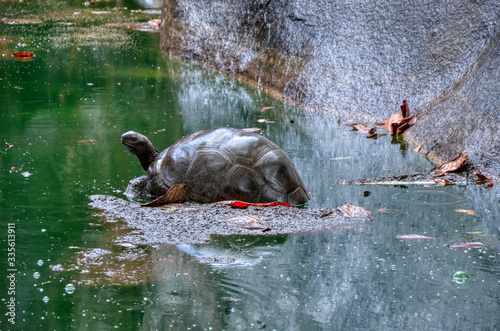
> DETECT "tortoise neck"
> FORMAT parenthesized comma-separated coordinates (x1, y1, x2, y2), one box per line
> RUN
(138, 147, 159, 172)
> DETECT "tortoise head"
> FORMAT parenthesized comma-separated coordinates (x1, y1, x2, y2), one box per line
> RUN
(121, 131, 159, 171)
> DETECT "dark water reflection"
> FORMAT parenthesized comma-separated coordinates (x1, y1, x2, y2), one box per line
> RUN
(0, 1, 499, 330)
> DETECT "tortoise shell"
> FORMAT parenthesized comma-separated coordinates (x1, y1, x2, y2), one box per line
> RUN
(147, 128, 311, 205)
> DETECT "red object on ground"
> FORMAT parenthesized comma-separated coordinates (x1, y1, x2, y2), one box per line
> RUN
(216, 200, 292, 208)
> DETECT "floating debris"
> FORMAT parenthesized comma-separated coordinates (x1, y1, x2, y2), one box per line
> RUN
(260, 106, 274, 112)
(114, 242, 138, 249)
(4, 139, 14, 148)
(378, 208, 399, 213)
(350, 123, 378, 138)
(337, 203, 374, 221)
(451, 242, 483, 248)
(241, 127, 261, 133)
(147, 19, 161, 26)
(12, 51, 34, 61)
(454, 209, 475, 215)
(9, 165, 23, 173)
(397, 234, 437, 240)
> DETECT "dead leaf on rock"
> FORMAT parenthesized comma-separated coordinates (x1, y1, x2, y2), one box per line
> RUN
(383, 100, 418, 135)
(476, 174, 491, 181)
(431, 155, 467, 175)
(384, 113, 404, 133)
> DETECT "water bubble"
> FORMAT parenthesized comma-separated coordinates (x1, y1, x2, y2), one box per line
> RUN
(452, 270, 469, 284)
(33, 272, 40, 279)
(43, 296, 49, 303)
(37, 260, 44, 266)
(65, 283, 76, 294)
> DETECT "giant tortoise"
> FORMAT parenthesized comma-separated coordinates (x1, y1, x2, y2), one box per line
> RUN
(121, 127, 311, 205)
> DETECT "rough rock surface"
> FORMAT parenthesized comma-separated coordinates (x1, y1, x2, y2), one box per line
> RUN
(160, 0, 500, 179)
(89, 195, 372, 246)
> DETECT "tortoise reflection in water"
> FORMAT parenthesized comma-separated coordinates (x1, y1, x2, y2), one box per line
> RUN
(121, 127, 311, 205)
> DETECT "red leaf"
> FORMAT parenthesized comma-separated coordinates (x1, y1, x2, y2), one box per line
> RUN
(216, 200, 292, 208)
(487, 182, 493, 188)
(476, 173, 491, 181)
(397, 234, 437, 240)
(13, 51, 34, 61)
(13, 51, 34, 57)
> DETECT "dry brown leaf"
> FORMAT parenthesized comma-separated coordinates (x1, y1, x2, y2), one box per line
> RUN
(431, 155, 467, 175)
(400, 100, 410, 118)
(142, 183, 187, 207)
(476, 173, 492, 181)
(384, 113, 403, 133)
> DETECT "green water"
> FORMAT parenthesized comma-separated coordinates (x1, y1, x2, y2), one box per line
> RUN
(1, 1, 499, 330)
